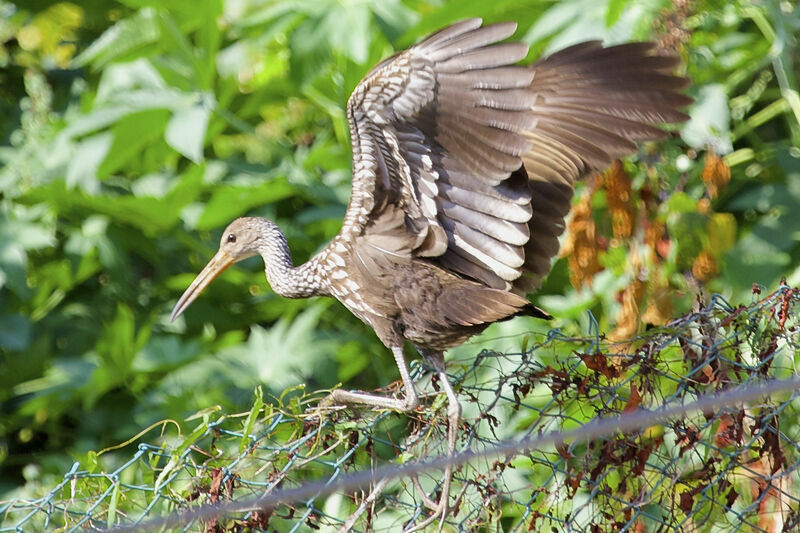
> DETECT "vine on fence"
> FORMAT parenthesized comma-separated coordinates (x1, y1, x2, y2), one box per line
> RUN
(2, 286, 799, 532)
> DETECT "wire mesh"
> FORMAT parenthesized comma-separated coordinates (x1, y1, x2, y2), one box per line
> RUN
(2, 286, 799, 532)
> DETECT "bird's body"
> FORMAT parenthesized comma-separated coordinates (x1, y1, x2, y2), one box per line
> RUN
(217, 207, 543, 353)
(171, 18, 690, 529)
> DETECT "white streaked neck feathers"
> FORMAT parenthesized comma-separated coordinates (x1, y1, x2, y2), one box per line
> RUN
(249, 219, 327, 299)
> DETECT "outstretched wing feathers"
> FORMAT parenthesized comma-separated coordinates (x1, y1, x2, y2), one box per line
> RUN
(439, 184, 531, 222)
(439, 201, 529, 247)
(539, 108, 668, 143)
(345, 20, 536, 278)
(436, 42, 530, 72)
(343, 19, 690, 294)
(438, 67, 535, 90)
(413, 18, 484, 49)
(440, 104, 536, 132)
(435, 123, 526, 179)
(425, 21, 517, 57)
(514, 40, 690, 293)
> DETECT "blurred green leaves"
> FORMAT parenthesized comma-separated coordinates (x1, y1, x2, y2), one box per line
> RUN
(1, 0, 799, 513)
(523, 0, 661, 51)
(73, 8, 161, 70)
(0, 314, 31, 351)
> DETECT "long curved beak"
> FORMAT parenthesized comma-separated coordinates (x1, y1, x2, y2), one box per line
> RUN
(170, 250, 235, 321)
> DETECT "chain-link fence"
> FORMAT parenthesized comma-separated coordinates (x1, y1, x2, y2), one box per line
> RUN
(2, 286, 799, 532)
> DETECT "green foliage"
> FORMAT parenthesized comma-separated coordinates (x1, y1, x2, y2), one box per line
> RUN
(0, 0, 798, 521)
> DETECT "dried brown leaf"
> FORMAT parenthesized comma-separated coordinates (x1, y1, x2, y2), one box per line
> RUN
(623, 385, 642, 413)
(580, 352, 620, 379)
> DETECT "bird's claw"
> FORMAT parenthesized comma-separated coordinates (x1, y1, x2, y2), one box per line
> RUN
(304, 393, 348, 420)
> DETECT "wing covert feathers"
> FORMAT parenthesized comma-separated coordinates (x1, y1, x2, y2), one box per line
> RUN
(343, 19, 690, 296)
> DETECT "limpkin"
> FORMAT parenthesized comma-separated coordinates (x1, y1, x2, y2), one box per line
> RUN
(171, 18, 690, 528)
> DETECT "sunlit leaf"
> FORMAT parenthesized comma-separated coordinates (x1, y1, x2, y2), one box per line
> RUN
(707, 213, 737, 257)
(523, 0, 586, 45)
(0, 212, 56, 251)
(0, 242, 29, 297)
(98, 110, 171, 178)
(605, 0, 630, 27)
(682, 84, 733, 154)
(216, 302, 336, 391)
(371, 0, 419, 35)
(66, 133, 112, 192)
(164, 93, 214, 162)
(327, 3, 371, 64)
(73, 8, 161, 69)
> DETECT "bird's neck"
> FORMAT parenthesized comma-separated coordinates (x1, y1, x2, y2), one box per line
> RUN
(259, 233, 326, 299)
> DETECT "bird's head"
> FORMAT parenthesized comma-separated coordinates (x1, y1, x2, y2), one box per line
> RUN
(170, 217, 280, 321)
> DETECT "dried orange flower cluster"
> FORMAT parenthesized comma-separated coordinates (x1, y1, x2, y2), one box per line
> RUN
(641, 280, 674, 326)
(645, 220, 669, 264)
(701, 151, 731, 199)
(609, 262, 646, 344)
(692, 250, 718, 283)
(562, 144, 735, 340)
(563, 186, 602, 290)
(605, 161, 636, 240)
(655, 0, 692, 52)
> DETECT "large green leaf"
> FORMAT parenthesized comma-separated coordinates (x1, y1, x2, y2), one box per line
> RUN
(24, 166, 203, 235)
(65, 133, 112, 192)
(97, 110, 171, 178)
(215, 302, 336, 391)
(74, 8, 161, 69)
(164, 93, 214, 162)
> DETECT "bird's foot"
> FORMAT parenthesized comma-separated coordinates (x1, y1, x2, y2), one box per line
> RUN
(312, 346, 420, 415)
(303, 391, 349, 420)
(305, 386, 419, 422)
(321, 387, 420, 412)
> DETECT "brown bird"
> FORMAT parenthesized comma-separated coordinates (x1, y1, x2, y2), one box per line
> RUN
(171, 18, 690, 529)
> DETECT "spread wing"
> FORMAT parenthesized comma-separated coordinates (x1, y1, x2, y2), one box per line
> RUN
(343, 18, 536, 288)
(517, 41, 691, 292)
(342, 18, 690, 293)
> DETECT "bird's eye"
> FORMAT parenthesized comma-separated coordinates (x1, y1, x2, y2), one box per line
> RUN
(227, 233, 236, 243)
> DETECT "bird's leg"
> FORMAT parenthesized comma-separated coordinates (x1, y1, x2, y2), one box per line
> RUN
(405, 350, 463, 532)
(316, 346, 461, 531)
(320, 346, 420, 531)
(319, 345, 420, 412)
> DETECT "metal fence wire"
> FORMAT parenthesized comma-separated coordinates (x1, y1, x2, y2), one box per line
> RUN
(2, 286, 800, 532)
